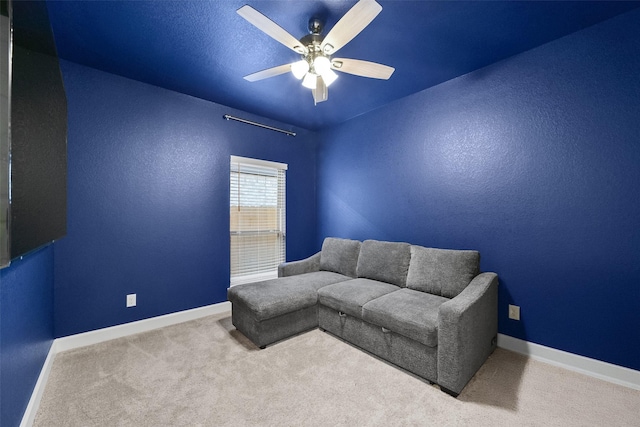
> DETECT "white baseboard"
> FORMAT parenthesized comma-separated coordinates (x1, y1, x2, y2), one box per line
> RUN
(498, 333, 640, 391)
(56, 301, 231, 352)
(20, 301, 231, 426)
(20, 340, 58, 427)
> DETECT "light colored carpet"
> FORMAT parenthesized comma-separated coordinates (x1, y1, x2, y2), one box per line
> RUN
(34, 313, 640, 426)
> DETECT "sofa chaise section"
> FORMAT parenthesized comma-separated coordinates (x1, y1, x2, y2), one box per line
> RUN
(227, 238, 360, 348)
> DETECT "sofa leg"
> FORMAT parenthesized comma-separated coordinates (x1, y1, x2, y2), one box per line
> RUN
(319, 327, 325, 332)
(440, 387, 459, 398)
(259, 345, 266, 349)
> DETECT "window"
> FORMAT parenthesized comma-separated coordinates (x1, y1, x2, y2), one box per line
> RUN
(230, 155, 287, 286)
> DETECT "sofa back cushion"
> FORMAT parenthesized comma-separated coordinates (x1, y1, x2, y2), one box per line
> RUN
(406, 245, 480, 298)
(320, 238, 361, 278)
(356, 240, 411, 287)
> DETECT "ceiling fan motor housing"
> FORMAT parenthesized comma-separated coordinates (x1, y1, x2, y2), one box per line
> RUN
(299, 33, 323, 48)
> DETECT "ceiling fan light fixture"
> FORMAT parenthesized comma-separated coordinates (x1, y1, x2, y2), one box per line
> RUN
(321, 68, 338, 87)
(302, 72, 317, 89)
(291, 60, 309, 79)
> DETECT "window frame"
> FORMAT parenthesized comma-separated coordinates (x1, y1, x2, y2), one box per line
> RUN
(229, 155, 287, 287)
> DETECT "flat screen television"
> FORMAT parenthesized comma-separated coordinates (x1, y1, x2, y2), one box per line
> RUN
(0, 0, 67, 269)
(0, 1, 11, 268)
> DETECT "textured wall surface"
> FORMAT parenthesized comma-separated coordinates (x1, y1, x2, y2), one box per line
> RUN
(53, 61, 317, 337)
(0, 246, 54, 427)
(317, 10, 640, 370)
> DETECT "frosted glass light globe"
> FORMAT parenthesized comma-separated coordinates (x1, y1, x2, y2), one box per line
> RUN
(302, 73, 317, 89)
(321, 69, 338, 87)
(313, 56, 331, 76)
(291, 60, 309, 80)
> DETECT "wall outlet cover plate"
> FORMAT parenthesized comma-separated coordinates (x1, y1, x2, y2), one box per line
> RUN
(126, 293, 137, 307)
(508, 304, 520, 320)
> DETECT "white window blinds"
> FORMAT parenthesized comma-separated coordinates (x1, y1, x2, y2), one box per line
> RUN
(230, 156, 287, 286)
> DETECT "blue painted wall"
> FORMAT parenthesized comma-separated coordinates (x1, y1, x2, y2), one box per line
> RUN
(0, 246, 54, 427)
(53, 61, 318, 337)
(317, 10, 640, 370)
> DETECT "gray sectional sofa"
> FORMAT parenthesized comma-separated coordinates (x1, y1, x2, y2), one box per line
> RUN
(227, 237, 498, 396)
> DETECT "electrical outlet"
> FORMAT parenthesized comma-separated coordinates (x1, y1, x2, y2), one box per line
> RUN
(126, 293, 137, 308)
(508, 304, 520, 320)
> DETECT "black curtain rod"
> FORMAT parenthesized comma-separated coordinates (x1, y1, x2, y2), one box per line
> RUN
(223, 114, 296, 137)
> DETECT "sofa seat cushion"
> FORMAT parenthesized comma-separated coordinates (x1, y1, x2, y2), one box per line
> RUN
(298, 271, 353, 291)
(356, 240, 411, 287)
(317, 278, 400, 318)
(406, 245, 480, 298)
(320, 238, 361, 278)
(362, 288, 450, 347)
(228, 272, 350, 322)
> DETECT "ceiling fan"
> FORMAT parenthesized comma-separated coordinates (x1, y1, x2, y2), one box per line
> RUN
(237, 0, 395, 105)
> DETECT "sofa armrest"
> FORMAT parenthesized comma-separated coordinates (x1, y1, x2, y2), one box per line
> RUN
(437, 272, 498, 395)
(278, 252, 321, 277)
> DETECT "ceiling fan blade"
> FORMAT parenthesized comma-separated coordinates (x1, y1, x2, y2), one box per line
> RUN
(244, 64, 293, 82)
(331, 58, 394, 80)
(321, 0, 382, 55)
(237, 5, 306, 54)
(312, 76, 328, 105)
